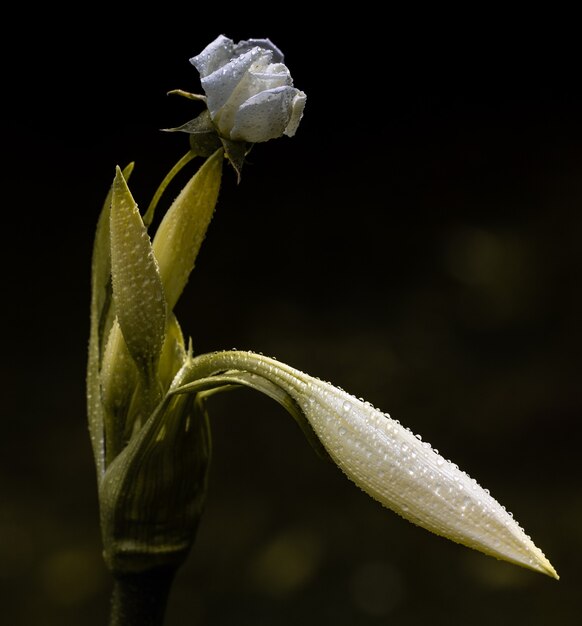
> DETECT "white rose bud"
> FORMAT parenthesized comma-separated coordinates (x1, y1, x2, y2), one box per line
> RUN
(190, 35, 306, 143)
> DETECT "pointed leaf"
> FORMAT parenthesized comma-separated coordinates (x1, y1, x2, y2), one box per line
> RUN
(152, 148, 223, 311)
(87, 163, 134, 477)
(158, 313, 187, 391)
(91, 163, 136, 351)
(99, 319, 138, 465)
(110, 167, 167, 375)
(183, 350, 559, 580)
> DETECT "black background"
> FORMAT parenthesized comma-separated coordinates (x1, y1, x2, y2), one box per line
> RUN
(2, 8, 581, 625)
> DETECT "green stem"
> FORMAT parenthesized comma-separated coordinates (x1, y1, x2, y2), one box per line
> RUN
(109, 566, 177, 626)
(143, 150, 198, 227)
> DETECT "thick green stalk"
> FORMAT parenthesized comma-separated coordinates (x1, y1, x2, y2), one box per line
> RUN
(109, 566, 177, 626)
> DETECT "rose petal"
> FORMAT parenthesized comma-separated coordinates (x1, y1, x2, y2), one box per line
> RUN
(230, 86, 301, 143)
(214, 55, 292, 138)
(190, 34, 234, 79)
(234, 38, 285, 64)
(200, 47, 264, 123)
(284, 90, 307, 137)
(247, 62, 292, 91)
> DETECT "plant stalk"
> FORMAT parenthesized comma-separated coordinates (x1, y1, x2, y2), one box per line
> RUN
(143, 150, 197, 227)
(109, 566, 177, 626)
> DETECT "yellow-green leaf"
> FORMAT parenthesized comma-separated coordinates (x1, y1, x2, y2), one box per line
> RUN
(158, 313, 187, 391)
(181, 350, 559, 580)
(87, 163, 134, 477)
(110, 167, 167, 376)
(99, 388, 211, 573)
(100, 319, 138, 465)
(152, 148, 223, 311)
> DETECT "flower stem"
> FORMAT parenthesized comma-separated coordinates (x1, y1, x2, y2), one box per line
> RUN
(109, 566, 177, 626)
(143, 150, 198, 227)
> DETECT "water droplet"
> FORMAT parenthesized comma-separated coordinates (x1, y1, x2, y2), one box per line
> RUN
(436, 457, 444, 467)
(343, 400, 352, 412)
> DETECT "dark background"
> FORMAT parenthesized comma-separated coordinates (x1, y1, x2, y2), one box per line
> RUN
(2, 9, 581, 625)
